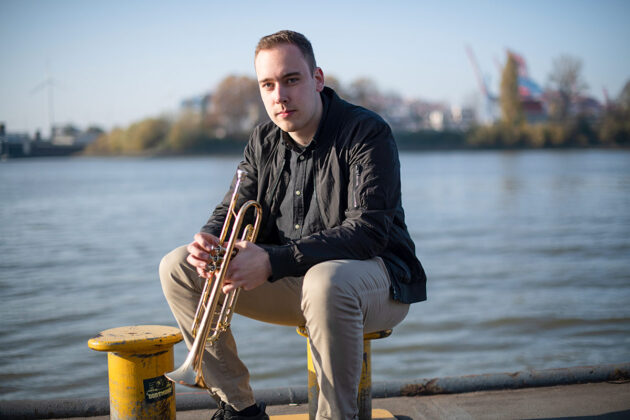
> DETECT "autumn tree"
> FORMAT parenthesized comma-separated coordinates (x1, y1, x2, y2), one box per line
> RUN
(547, 55, 588, 121)
(599, 80, 630, 145)
(324, 74, 346, 98)
(125, 117, 170, 151)
(166, 111, 205, 151)
(618, 80, 630, 112)
(500, 52, 523, 127)
(347, 78, 385, 115)
(84, 117, 170, 154)
(205, 75, 267, 139)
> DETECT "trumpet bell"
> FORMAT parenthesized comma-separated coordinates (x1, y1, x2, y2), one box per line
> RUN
(165, 360, 206, 388)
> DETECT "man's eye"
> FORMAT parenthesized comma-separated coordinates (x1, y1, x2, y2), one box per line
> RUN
(262, 83, 273, 90)
(287, 78, 299, 84)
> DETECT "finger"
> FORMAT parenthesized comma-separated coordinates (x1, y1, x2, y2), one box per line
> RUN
(226, 241, 248, 267)
(222, 282, 240, 294)
(195, 260, 218, 279)
(187, 242, 209, 261)
(194, 232, 218, 252)
(192, 239, 212, 255)
(187, 253, 211, 271)
(224, 258, 244, 283)
(232, 239, 247, 250)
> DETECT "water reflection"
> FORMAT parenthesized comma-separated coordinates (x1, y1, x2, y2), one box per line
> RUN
(0, 151, 629, 400)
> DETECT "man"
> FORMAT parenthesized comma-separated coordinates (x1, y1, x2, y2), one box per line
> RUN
(160, 30, 426, 420)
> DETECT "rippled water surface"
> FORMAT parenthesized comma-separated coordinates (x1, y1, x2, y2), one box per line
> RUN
(1, 150, 629, 400)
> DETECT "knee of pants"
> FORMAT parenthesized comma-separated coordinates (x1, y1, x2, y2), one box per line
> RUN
(301, 260, 359, 319)
(159, 245, 192, 296)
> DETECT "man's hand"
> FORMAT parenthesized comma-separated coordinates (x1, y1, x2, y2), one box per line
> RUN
(186, 232, 271, 292)
(186, 232, 221, 279)
(222, 241, 272, 294)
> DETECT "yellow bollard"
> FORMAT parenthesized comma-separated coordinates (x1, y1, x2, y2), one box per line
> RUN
(296, 327, 392, 420)
(88, 325, 183, 420)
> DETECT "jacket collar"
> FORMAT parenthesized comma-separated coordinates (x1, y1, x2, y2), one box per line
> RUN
(311, 86, 346, 150)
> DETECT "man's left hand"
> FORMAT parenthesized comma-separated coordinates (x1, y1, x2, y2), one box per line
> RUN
(222, 241, 272, 293)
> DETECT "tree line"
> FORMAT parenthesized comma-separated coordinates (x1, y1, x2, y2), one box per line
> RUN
(85, 75, 264, 155)
(85, 58, 629, 155)
(84, 74, 417, 155)
(468, 53, 630, 149)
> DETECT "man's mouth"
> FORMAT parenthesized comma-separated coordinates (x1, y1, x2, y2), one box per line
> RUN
(276, 109, 296, 118)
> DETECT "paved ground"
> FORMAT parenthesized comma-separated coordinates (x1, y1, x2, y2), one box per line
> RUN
(52, 380, 630, 420)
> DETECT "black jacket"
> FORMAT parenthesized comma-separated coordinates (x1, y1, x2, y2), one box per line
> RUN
(202, 88, 426, 304)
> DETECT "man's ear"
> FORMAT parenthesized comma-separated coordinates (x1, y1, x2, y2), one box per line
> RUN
(314, 67, 325, 92)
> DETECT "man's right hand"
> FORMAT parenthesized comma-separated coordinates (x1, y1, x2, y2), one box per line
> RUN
(186, 232, 220, 278)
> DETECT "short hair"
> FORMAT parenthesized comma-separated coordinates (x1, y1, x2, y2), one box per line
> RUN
(255, 30, 317, 73)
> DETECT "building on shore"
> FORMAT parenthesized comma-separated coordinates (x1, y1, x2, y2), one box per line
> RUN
(0, 123, 103, 158)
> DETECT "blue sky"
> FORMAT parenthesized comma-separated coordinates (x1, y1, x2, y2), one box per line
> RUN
(1, 0, 629, 137)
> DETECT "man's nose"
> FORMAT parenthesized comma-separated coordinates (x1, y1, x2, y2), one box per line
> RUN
(273, 85, 288, 104)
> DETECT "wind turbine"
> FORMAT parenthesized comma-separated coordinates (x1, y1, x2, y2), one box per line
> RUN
(30, 62, 57, 139)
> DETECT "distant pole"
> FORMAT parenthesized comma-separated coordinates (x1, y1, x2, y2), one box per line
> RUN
(0, 122, 5, 157)
(47, 68, 55, 139)
(30, 60, 56, 140)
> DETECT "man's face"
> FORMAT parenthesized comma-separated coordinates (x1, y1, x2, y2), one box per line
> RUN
(255, 43, 324, 145)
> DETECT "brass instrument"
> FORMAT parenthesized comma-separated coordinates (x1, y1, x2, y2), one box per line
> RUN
(165, 169, 262, 388)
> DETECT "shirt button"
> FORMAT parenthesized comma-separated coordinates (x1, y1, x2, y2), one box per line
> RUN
(295, 190, 301, 196)
(299, 155, 305, 161)
(295, 224, 301, 230)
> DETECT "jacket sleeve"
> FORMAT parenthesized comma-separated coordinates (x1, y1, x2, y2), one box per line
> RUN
(262, 119, 401, 280)
(200, 134, 259, 238)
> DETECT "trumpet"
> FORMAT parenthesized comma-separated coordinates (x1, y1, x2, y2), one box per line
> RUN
(166, 169, 262, 388)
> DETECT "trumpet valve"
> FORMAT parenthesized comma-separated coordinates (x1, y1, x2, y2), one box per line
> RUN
(211, 245, 226, 256)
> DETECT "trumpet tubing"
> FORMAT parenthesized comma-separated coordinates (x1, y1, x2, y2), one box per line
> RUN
(165, 170, 262, 388)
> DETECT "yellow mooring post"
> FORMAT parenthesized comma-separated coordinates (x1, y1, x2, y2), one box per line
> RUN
(296, 327, 392, 420)
(88, 325, 183, 420)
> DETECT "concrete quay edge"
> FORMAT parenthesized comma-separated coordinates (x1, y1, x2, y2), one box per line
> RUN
(1, 362, 628, 419)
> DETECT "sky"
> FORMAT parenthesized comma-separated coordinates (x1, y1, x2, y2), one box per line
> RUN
(1, 0, 629, 137)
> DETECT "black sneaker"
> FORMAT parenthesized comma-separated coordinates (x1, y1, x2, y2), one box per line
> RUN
(211, 400, 228, 420)
(223, 402, 269, 420)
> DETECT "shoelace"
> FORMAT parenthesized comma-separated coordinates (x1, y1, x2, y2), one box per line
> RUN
(211, 401, 226, 419)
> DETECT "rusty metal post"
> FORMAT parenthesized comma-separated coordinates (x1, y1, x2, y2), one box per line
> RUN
(297, 327, 391, 420)
(88, 325, 183, 420)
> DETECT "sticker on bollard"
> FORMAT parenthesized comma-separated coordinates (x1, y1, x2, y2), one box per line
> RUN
(144, 375, 173, 403)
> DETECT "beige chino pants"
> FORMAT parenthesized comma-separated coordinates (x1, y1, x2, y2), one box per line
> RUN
(159, 245, 409, 420)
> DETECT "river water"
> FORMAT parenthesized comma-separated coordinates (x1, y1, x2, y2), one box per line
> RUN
(1, 150, 629, 400)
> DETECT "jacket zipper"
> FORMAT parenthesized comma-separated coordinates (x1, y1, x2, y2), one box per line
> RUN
(353, 163, 362, 208)
(313, 154, 328, 228)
